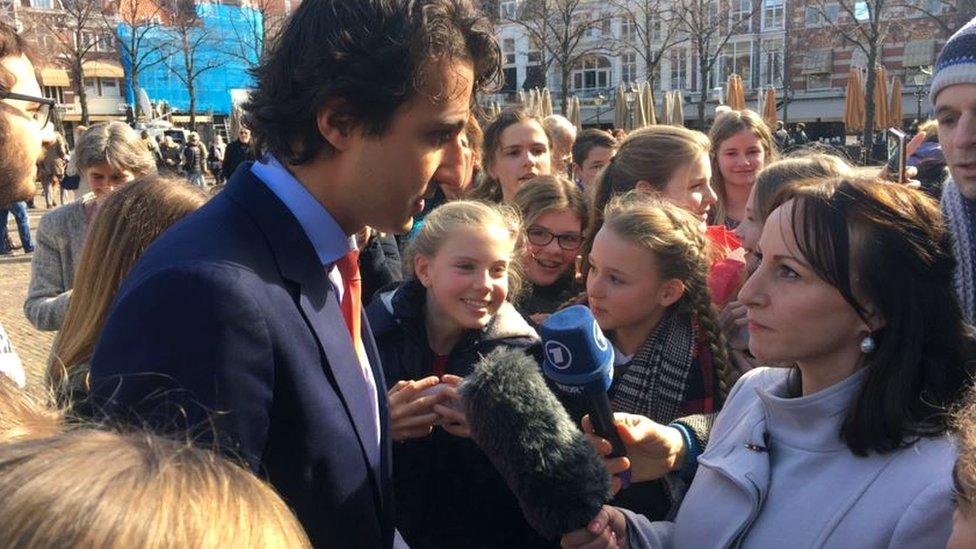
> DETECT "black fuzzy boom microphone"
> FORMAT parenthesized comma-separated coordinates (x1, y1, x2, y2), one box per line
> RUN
(461, 347, 612, 539)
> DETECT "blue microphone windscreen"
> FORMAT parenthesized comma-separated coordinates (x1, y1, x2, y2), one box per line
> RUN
(540, 305, 614, 393)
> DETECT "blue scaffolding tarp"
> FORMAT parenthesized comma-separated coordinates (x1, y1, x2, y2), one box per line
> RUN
(119, 3, 261, 116)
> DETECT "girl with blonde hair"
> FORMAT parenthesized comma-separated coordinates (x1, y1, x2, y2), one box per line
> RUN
(48, 174, 207, 406)
(707, 109, 777, 228)
(572, 192, 732, 521)
(366, 200, 545, 547)
(0, 428, 311, 547)
(586, 125, 743, 307)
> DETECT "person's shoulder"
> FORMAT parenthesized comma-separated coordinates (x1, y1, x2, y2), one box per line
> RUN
(37, 200, 85, 232)
(483, 302, 539, 345)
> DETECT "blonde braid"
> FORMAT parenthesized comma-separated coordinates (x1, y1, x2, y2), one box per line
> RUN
(602, 192, 734, 402)
(684, 264, 734, 403)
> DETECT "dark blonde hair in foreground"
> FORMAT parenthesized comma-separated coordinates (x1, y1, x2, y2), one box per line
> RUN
(0, 428, 311, 548)
(708, 109, 777, 226)
(404, 199, 523, 299)
(601, 193, 735, 400)
(583, 126, 711, 280)
(49, 175, 207, 392)
(0, 374, 61, 444)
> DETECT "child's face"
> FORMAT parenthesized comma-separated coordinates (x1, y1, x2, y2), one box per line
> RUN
(523, 208, 583, 288)
(717, 129, 765, 190)
(586, 227, 681, 339)
(490, 120, 551, 203)
(660, 152, 716, 230)
(416, 226, 514, 332)
(949, 465, 976, 549)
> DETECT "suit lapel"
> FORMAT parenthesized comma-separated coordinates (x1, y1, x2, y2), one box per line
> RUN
(224, 166, 383, 482)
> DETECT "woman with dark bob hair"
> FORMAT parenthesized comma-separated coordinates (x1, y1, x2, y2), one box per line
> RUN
(565, 178, 974, 548)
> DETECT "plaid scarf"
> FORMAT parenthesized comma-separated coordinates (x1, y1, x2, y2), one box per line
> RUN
(610, 309, 701, 423)
(942, 179, 976, 324)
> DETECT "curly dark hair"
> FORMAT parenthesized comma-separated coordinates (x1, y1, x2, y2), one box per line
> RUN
(244, 0, 501, 166)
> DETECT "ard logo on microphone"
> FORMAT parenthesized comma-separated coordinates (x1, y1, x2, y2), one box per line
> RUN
(544, 341, 573, 370)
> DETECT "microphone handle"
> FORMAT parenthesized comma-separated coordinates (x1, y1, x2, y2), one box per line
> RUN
(588, 393, 627, 458)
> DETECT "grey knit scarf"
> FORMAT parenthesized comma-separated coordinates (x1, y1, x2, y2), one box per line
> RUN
(942, 179, 976, 324)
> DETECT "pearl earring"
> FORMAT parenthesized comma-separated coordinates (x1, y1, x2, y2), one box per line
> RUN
(859, 335, 876, 354)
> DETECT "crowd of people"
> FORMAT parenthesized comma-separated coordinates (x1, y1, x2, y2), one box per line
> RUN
(1, 1, 976, 548)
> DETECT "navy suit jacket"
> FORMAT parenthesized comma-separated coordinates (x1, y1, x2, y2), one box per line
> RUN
(90, 164, 398, 548)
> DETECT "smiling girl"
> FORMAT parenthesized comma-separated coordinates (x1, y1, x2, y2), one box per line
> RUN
(470, 108, 552, 203)
(708, 110, 777, 229)
(512, 175, 587, 325)
(365, 200, 544, 548)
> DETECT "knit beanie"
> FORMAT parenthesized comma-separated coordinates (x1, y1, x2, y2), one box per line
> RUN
(931, 15, 976, 104)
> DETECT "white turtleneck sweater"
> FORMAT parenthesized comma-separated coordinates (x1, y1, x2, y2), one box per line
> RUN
(624, 367, 956, 548)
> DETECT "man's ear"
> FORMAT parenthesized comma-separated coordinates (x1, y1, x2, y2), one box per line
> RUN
(316, 100, 357, 152)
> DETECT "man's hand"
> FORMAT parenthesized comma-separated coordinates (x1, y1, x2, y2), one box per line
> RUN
(583, 413, 687, 487)
(387, 376, 448, 441)
(561, 505, 628, 549)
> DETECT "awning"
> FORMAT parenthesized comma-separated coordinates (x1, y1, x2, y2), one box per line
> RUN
(82, 61, 124, 79)
(40, 67, 69, 87)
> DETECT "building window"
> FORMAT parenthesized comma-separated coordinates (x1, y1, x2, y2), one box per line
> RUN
(621, 52, 637, 84)
(720, 41, 753, 87)
(572, 56, 612, 91)
(853, 1, 870, 20)
(762, 0, 783, 30)
(620, 16, 636, 41)
(730, 0, 752, 30)
(806, 74, 832, 89)
(97, 33, 114, 52)
(669, 48, 688, 90)
(500, 0, 517, 19)
(804, 4, 839, 26)
(100, 77, 120, 97)
(84, 77, 98, 96)
(760, 39, 783, 86)
(802, 49, 833, 75)
(30, 0, 52, 8)
(42, 85, 64, 104)
(527, 37, 543, 65)
(503, 38, 516, 66)
(903, 39, 935, 67)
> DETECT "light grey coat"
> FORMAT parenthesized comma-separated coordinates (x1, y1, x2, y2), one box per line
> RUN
(24, 195, 93, 331)
(624, 367, 955, 549)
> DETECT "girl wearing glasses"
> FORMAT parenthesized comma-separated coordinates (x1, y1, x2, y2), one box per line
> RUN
(512, 175, 586, 326)
(365, 201, 546, 548)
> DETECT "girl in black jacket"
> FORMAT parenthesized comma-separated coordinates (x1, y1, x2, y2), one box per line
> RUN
(366, 200, 549, 548)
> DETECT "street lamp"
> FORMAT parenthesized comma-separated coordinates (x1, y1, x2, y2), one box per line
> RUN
(594, 93, 606, 127)
(913, 67, 932, 123)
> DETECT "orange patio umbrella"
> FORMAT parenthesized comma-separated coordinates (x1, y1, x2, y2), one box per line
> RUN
(762, 87, 777, 128)
(843, 68, 865, 133)
(889, 78, 904, 129)
(727, 74, 746, 111)
(873, 66, 890, 130)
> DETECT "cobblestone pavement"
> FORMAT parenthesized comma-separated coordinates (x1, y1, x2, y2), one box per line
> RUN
(1, 206, 54, 390)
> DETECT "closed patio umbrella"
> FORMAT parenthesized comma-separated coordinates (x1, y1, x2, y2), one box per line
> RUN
(763, 86, 777, 128)
(889, 77, 903, 129)
(641, 81, 657, 125)
(614, 86, 628, 129)
(542, 88, 554, 117)
(873, 66, 890, 130)
(727, 74, 746, 111)
(671, 90, 684, 127)
(843, 68, 865, 133)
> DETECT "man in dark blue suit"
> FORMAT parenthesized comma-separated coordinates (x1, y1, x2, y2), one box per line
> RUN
(88, 1, 501, 547)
